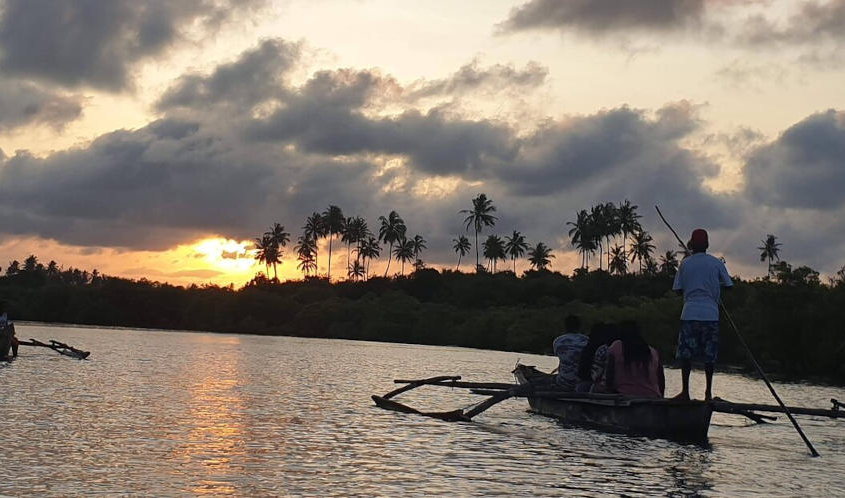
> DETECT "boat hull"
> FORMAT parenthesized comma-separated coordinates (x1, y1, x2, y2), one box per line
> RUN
(514, 365, 712, 445)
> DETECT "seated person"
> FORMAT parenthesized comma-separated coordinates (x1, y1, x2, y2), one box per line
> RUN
(603, 321, 664, 398)
(575, 323, 618, 392)
(552, 314, 588, 390)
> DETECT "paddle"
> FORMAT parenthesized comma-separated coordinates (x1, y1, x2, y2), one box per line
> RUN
(655, 205, 820, 457)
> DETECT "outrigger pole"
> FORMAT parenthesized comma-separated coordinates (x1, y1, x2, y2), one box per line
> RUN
(654, 205, 820, 457)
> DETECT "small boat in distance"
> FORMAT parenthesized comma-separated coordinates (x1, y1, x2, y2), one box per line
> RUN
(512, 364, 713, 445)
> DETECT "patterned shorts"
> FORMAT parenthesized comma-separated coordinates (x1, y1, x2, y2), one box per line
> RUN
(676, 320, 719, 364)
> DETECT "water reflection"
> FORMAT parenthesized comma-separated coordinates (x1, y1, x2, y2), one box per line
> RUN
(1, 324, 844, 497)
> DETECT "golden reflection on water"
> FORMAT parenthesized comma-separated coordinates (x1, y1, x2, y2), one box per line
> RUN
(169, 337, 246, 495)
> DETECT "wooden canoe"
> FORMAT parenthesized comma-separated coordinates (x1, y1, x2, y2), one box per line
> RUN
(513, 364, 713, 445)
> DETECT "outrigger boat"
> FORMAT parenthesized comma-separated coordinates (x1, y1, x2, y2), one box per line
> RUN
(372, 364, 844, 447)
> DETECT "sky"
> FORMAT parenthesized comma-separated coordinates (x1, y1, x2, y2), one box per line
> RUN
(1, 0, 845, 286)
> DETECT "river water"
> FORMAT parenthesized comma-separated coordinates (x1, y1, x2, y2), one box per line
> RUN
(1, 324, 843, 497)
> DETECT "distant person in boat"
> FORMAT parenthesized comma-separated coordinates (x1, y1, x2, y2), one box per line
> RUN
(603, 321, 664, 398)
(0, 301, 18, 357)
(575, 322, 620, 393)
(552, 314, 588, 390)
(672, 228, 733, 401)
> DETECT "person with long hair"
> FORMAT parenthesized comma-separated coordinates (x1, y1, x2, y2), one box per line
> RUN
(576, 322, 620, 392)
(604, 321, 664, 398)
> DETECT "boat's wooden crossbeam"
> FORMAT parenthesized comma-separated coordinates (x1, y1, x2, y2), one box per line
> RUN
(710, 400, 845, 419)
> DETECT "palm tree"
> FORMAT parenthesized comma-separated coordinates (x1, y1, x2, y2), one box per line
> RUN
(758, 234, 782, 278)
(321, 205, 345, 282)
(567, 209, 596, 269)
(603, 202, 621, 269)
(483, 234, 506, 272)
(378, 211, 406, 276)
(341, 216, 369, 275)
(303, 212, 327, 272)
(348, 260, 366, 281)
(411, 234, 427, 260)
(617, 199, 642, 260)
(609, 245, 627, 275)
(253, 234, 274, 277)
(359, 236, 381, 280)
(264, 223, 290, 279)
(460, 193, 498, 270)
(452, 235, 471, 270)
(504, 230, 529, 274)
(629, 230, 656, 274)
(589, 204, 609, 270)
(659, 250, 679, 276)
(392, 237, 415, 275)
(295, 235, 318, 277)
(527, 242, 554, 271)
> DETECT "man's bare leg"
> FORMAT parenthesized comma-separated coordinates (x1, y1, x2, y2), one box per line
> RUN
(672, 359, 692, 400)
(704, 362, 714, 401)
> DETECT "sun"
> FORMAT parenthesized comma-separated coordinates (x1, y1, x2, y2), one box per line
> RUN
(193, 238, 256, 272)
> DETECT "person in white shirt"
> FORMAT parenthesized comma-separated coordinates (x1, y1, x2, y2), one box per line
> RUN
(671, 229, 733, 401)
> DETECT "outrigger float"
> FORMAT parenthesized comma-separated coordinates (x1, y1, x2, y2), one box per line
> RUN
(372, 365, 844, 447)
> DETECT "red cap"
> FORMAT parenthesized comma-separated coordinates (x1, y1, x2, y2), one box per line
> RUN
(690, 229, 708, 251)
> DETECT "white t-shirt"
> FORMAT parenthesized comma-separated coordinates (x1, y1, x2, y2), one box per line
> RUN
(672, 253, 733, 321)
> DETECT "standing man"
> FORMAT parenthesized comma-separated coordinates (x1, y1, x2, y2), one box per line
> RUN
(553, 315, 588, 391)
(672, 229, 733, 401)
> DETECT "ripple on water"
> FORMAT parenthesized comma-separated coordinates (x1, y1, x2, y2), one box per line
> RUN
(1, 324, 844, 497)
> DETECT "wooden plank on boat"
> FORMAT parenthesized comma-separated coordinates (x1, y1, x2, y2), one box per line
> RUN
(711, 400, 845, 419)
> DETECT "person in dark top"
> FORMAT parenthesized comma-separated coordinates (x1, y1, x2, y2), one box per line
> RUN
(576, 322, 619, 392)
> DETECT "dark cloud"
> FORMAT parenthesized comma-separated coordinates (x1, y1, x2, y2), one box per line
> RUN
(744, 110, 845, 210)
(156, 39, 301, 110)
(739, 1, 845, 47)
(405, 60, 548, 100)
(0, 0, 266, 91)
(244, 67, 518, 175)
(499, 0, 707, 35)
(0, 79, 83, 130)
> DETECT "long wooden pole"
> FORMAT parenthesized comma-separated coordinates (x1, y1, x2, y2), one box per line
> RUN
(655, 205, 820, 457)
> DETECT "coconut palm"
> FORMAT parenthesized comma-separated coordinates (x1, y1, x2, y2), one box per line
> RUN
(411, 234, 427, 261)
(460, 193, 498, 270)
(253, 234, 275, 277)
(483, 234, 506, 272)
(609, 245, 627, 275)
(659, 250, 679, 276)
(589, 204, 609, 270)
(617, 199, 642, 259)
(452, 235, 471, 270)
(303, 212, 327, 271)
(264, 223, 290, 279)
(629, 230, 656, 274)
(392, 237, 415, 275)
(567, 209, 596, 269)
(504, 230, 529, 274)
(359, 236, 381, 280)
(378, 211, 406, 276)
(321, 205, 345, 281)
(758, 234, 782, 278)
(348, 260, 366, 281)
(527, 242, 554, 271)
(602, 202, 621, 269)
(295, 235, 318, 277)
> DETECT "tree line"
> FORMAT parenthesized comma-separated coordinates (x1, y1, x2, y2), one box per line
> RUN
(2, 253, 845, 384)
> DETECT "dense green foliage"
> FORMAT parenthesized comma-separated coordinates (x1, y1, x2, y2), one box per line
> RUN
(2, 259, 844, 384)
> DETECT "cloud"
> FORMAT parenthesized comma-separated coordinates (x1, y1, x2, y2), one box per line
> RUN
(156, 39, 302, 110)
(404, 60, 548, 100)
(744, 109, 845, 210)
(499, 0, 708, 36)
(0, 0, 266, 91)
(739, 1, 845, 47)
(0, 79, 83, 130)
